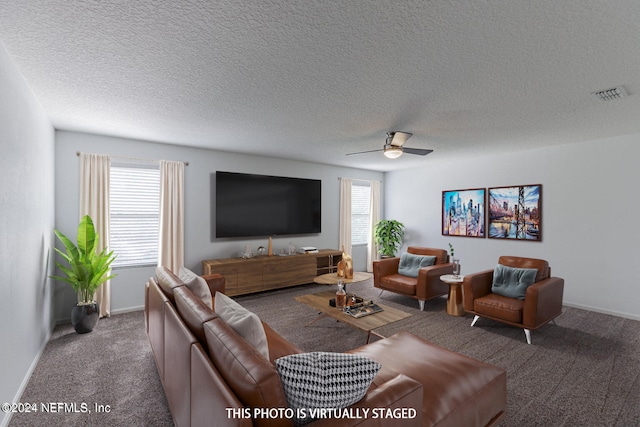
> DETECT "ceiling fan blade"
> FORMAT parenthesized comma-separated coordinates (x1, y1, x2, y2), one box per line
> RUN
(388, 131, 413, 147)
(402, 147, 433, 156)
(346, 148, 384, 156)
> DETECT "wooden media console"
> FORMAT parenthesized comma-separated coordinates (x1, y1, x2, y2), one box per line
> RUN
(202, 249, 342, 296)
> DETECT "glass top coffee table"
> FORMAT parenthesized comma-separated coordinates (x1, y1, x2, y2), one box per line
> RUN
(295, 290, 411, 343)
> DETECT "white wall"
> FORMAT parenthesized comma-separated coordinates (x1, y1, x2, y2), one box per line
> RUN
(55, 131, 640, 321)
(385, 135, 640, 320)
(0, 43, 55, 427)
(54, 131, 384, 320)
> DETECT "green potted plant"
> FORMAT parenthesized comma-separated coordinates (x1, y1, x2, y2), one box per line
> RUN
(373, 219, 405, 258)
(50, 215, 117, 333)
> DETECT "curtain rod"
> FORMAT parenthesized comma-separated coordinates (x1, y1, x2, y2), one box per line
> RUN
(76, 151, 189, 166)
(338, 177, 378, 183)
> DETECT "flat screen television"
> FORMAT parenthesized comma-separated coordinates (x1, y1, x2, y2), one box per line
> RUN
(215, 171, 321, 238)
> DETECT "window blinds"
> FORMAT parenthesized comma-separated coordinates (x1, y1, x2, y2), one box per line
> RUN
(351, 183, 371, 245)
(110, 163, 160, 267)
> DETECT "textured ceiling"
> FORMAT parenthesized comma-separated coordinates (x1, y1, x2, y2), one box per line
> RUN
(1, 0, 640, 171)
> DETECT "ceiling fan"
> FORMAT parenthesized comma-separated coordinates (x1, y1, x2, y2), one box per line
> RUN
(346, 131, 433, 159)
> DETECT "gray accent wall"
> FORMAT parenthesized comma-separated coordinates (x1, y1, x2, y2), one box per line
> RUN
(384, 136, 640, 320)
(54, 130, 384, 321)
(0, 43, 55, 427)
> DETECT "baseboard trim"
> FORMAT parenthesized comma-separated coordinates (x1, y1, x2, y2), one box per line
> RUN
(563, 302, 640, 321)
(1, 325, 54, 427)
(55, 306, 144, 325)
(111, 305, 144, 315)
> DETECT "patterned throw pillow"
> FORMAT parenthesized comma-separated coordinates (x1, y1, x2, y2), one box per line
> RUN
(275, 352, 381, 425)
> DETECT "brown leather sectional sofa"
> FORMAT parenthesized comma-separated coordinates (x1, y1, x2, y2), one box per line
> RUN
(145, 267, 507, 427)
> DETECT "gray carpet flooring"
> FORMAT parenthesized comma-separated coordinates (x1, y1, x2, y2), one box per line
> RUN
(10, 279, 640, 426)
(9, 310, 173, 427)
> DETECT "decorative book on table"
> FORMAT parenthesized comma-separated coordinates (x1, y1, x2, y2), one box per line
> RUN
(344, 301, 384, 318)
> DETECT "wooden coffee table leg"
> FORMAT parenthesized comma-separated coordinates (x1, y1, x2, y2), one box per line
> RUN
(305, 312, 329, 326)
(367, 330, 385, 344)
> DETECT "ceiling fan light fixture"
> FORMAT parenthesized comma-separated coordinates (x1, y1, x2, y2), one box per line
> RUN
(383, 145, 403, 159)
(347, 130, 430, 158)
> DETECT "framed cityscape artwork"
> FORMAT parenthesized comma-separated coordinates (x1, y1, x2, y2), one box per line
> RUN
(488, 184, 542, 241)
(442, 188, 486, 238)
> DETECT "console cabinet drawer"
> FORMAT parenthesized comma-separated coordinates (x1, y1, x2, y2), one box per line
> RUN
(237, 267, 263, 295)
(262, 256, 315, 289)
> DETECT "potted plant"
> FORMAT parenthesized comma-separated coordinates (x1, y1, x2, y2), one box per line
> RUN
(50, 215, 117, 333)
(373, 219, 405, 258)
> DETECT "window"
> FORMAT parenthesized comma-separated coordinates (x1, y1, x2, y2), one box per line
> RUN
(351, 183, 371, 245)
(110, 163, 160, 268)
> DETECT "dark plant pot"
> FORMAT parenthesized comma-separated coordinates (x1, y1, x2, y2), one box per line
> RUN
(71, 302, 100, 334)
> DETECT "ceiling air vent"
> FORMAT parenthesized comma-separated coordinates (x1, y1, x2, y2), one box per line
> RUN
(591, 86, 628, 102)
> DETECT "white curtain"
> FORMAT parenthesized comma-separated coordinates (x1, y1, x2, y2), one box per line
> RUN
(338, 178, 352, 255)
(158, 160, 185, 273)
(367, 180, 381, 272)
(79, 153, 111, 318)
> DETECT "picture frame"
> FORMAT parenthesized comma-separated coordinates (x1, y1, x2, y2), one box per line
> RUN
(488, 184, 542, 241)
(442, 188, 486, 238)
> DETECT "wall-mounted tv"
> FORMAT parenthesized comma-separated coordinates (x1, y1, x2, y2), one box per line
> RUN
(215, 171, 321, 238)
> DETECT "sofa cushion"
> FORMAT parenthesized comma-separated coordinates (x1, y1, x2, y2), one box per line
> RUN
(380, 274, 417, 295)
(204, 318, 289, 426)
(214, 292, 269, 360)
(348, 331, 506, 427)
(179, 267, 213, 309)
(491, 264, 538, 300)
(262, 322, 304, 363)
(275, 352, 381, 425)
(474, 293, 524, 323)
(155, 266, 183, 303)
(174, 285, 217, 346)
(398, 253, 436, 277)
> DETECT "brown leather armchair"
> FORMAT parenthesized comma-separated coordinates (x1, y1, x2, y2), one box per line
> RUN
(373, 246, 453, 311)
(463, 256, 564, 344)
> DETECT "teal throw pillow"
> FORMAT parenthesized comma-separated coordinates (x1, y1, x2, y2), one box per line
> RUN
(398, 253, 436, 277)
(491, 264, 538, 300)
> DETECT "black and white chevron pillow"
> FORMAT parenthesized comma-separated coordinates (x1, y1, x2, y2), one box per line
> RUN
(275, 352, 381, 422)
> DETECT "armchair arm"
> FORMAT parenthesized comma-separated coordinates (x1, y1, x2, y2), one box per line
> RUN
(373, 257, 400, 287)
(309, 374, 423, 427)
(462, 269, 494, 311)
(523, 277, 564, 328)
(415, 263, 454, 299)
